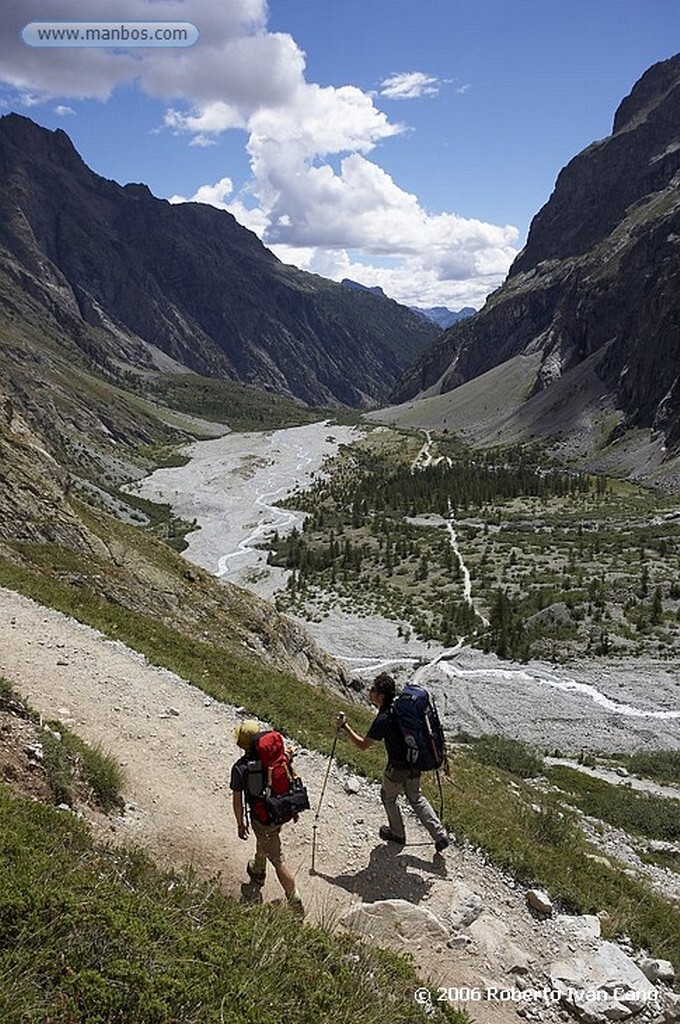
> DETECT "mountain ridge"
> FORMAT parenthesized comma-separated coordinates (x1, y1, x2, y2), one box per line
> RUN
(340, 278, 475, 329)
(0, 113, 437, 410)
(389, 55, 680, 479)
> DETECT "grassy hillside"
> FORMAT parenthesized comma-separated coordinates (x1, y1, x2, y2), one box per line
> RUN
(0, 788, 463, 1024)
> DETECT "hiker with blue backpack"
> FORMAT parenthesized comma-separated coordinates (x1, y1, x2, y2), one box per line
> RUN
(336, 673, 450, 852)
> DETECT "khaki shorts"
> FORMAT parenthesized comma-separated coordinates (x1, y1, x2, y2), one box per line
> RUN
(252, 819, 284, 867)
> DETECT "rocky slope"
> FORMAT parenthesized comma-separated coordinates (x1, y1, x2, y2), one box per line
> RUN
(0, 114, 437, 410)
(392, 56, 680, 460)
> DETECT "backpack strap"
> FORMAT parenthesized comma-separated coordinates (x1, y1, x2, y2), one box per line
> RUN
(266, 752, 295, 791)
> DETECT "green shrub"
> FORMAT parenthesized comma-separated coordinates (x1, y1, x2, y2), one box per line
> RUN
(547, 765, 680, 841)
(41, 729, 74, 805)
(624, 749, 680, 786)
(0, 676, 14, 700)
(46, 723, 125, 812)
(467, 734, 544, 777)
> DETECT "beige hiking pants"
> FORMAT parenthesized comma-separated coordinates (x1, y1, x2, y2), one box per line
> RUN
(380, 764, 447, 843)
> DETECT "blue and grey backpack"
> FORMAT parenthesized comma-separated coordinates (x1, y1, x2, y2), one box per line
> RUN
(393, 683, 447, 772)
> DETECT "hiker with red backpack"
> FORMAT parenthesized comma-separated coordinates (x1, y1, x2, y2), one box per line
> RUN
(230, 719, 309, 916)
(336, 673, 450, 852)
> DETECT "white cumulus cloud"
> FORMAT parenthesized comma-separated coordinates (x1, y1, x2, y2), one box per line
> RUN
(380, 71, 441, 100)
(169, 176, 233, 208)
(0, 0, 269, 102)
(0, 0, 519, 307)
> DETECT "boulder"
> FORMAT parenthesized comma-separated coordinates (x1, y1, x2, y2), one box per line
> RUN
(449, 883, 484, 931)
(467, 914, 533, 976)
(526, 888, 553, 915)
(639, 958, 675, 984)
(340, 899, 449, 944)
(550, 941, 658, 1022)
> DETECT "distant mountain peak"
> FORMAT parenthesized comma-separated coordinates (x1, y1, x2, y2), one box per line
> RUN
(409, 305, 476, 329)
(340, 278, 387, 298)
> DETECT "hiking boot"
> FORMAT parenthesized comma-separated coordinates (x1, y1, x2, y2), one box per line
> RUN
(246, 860, 266, 887)
(434, 836, 450, 853)
(287, 893, 305, 918)
(379, 825, 405, 845)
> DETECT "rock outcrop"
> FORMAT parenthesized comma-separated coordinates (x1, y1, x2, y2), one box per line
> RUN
(392, 55, 680, 455)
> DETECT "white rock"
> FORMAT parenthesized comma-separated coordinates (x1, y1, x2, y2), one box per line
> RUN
(585, 853, 612, 869)
(526, 888, 553, 914)
(340, 899, 449, 943)
(550, 941, 658, 1022)
(344, 775, 362, 794)
(505, 942, 533, 975)
(639, 958, 675, 984)
(449, 884, 484, 930)
(647, 840, 679, 856)
(661, 991, 680, 1023)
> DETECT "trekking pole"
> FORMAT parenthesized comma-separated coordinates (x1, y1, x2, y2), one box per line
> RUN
(310, 724, 341, 874)
(435, 768, 445, 822)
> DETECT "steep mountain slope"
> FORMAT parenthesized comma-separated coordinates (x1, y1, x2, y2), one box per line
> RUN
(0, 114, 437, 410)
(392, 56, 680, 467)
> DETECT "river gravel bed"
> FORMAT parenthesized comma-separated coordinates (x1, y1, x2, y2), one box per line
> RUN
(130, 422, 680, 755)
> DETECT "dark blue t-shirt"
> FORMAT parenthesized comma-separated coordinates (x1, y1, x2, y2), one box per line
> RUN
(230, 753, 252, 793)
(367, 706, 408, 766)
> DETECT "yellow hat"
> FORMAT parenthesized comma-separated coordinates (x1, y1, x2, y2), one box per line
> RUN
(234, 719, 260, 750)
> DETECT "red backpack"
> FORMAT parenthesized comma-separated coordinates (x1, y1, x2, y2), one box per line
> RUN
(246, 730, 310, 825)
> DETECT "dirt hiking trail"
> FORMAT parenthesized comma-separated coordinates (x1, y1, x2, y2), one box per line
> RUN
(1, 586, 631, 1024)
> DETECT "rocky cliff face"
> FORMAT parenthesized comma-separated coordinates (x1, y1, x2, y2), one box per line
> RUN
(393, 56, 680, 453)
(0, 115, 436, 409)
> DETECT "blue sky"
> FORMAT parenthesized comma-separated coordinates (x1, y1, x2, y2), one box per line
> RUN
(0, 1, 678, 309)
